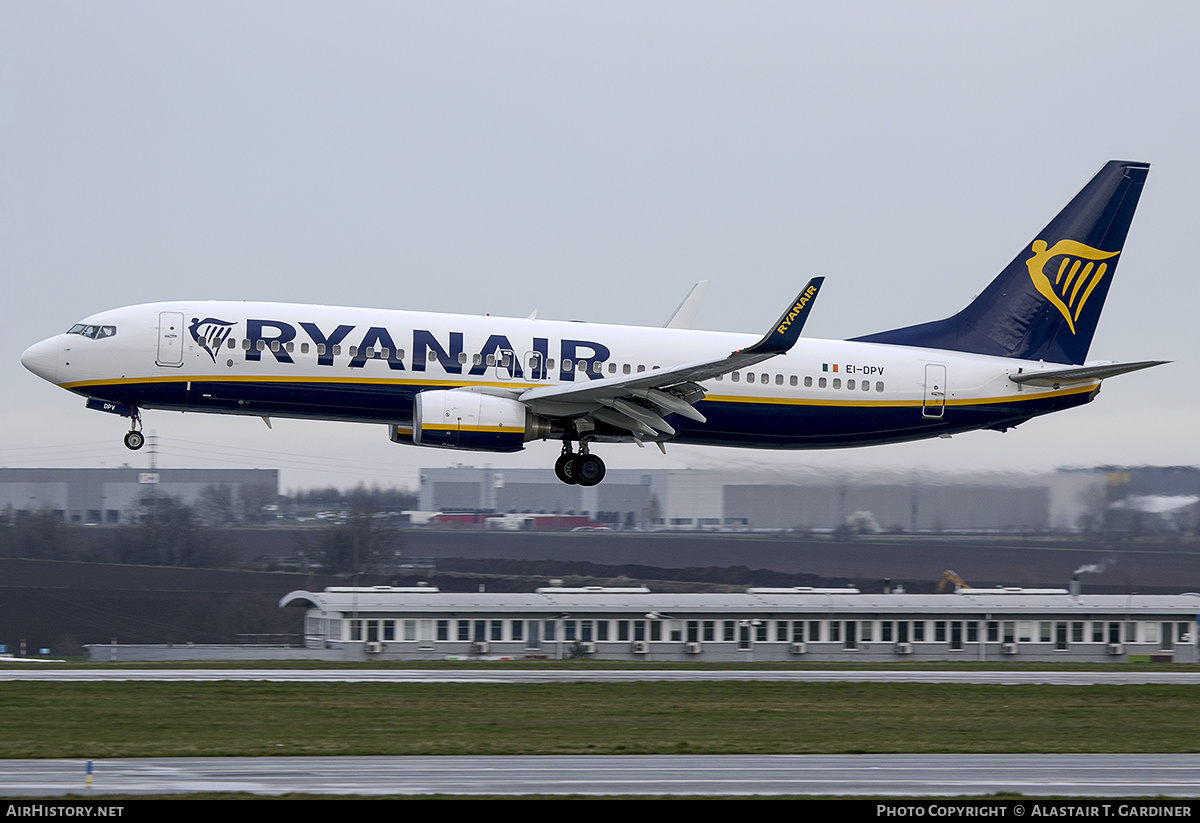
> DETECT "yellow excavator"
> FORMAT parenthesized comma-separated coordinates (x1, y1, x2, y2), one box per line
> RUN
(936, 569, 971, 593)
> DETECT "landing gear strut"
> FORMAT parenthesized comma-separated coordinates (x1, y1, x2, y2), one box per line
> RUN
(553, 440, 606, 486)
(123, 410, 144, 451)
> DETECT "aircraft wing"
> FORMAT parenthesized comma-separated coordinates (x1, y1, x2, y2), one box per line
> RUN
(518, 278, 823, 435)
(1008, 360, 1168, 387)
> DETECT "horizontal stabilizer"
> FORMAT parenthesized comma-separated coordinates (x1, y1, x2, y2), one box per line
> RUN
(1009, 360, 1167, 387)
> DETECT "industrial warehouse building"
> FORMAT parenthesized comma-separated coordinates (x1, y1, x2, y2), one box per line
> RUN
(417, 465, 1200, 533)
(279, 585, 1200, 664)
(0, 467, 279, 524)
(4, 464, 1196, 533)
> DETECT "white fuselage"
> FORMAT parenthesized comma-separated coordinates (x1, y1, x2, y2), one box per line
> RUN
(21, 300, 1098, 451)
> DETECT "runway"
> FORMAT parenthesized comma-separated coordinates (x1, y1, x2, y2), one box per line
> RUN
(2, 754, 1198, 797)
(3, 668, 1200, 684)
(4, 668, 1195, 797)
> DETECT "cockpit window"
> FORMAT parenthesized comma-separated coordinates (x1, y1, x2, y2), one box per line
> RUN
(67, 324, 116, 339)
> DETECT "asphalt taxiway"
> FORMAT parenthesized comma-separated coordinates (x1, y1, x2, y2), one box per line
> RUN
(1, 754, 1197, 797)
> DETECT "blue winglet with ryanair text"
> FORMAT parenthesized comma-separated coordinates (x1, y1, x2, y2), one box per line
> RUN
(740, 277, 824, 355)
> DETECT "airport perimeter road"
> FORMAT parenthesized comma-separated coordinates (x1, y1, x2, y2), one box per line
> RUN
(3, 668, 1200, 684)
(1, 754, 1198, 797)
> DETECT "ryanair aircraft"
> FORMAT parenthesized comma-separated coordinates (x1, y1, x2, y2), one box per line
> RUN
(22, 161, 1163, 486)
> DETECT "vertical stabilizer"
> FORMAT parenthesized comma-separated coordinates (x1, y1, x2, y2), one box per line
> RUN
(852, 161, 1149, 364)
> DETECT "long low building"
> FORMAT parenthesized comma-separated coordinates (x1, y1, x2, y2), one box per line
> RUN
(280, 585, 1200, 663)
(0, 467, 278, 524)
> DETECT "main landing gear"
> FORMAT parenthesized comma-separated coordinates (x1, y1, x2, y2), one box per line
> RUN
(123, 409, 144, 451)
(554, 441, 606, 486)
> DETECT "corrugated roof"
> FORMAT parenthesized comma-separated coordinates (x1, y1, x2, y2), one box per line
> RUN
(280, 588, 1200, 616)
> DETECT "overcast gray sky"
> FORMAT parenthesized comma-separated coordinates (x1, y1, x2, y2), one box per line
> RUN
(3, 1, 1196, 492)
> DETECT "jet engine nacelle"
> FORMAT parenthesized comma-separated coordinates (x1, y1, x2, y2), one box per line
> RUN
(412, 390, 551, 452)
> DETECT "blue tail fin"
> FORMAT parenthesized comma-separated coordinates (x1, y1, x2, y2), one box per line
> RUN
(851, 161, 1149, 365)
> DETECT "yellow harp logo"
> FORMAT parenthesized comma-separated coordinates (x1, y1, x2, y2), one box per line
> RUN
(1025, 239, 1119, 334)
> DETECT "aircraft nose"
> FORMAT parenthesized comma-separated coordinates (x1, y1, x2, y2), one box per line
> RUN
(21, 336, 60, 384)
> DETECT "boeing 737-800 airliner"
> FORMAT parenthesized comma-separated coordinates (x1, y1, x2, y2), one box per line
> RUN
(21, 161, 1164, 486)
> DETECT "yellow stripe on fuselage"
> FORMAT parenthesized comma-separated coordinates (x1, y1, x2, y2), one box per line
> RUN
(703, 382, 1096, 408)
(60, 374, 516, 390)
(61, 374, 1097, 410)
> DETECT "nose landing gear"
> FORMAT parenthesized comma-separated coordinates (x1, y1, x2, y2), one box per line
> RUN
(553, 440, 606, 486)
(123, 409, 144, 451)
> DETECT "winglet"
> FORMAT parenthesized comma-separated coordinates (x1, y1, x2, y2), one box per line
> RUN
(740, 277, 824, 355)
(663, 280, 709, 329)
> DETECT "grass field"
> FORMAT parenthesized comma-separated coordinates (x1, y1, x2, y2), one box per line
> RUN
(2, 680, 1198, 758)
